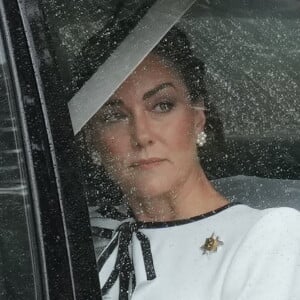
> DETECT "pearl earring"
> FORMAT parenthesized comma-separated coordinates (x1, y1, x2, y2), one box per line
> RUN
(91, 150, 102, 166)
(196, 131, 207, 147)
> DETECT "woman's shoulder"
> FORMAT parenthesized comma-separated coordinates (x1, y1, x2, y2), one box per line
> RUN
(89, 205, 133, 257)
(243, 205, 300, 248)
(223, 204, 300, 268)
(219, 203, 300, 230)
(234, 204, 300, 234)
(256, 206, 300, 228)
(222, 205, 300, 299)
(213, 204, 300, 252)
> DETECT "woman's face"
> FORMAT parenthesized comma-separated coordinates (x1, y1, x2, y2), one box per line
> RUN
(90, 54, 205, 199)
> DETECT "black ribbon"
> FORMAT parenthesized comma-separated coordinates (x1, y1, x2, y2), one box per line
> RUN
(97, 222, 156, 299)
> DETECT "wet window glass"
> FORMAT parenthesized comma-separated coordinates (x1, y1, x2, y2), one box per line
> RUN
(0, 31, 41, 299)
(35, 0, 300, 298)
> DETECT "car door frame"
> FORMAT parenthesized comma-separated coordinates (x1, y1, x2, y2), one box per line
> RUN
(0, 0, 101, 298)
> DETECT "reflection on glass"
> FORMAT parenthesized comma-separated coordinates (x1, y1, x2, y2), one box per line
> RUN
(0, 33, 40, 299)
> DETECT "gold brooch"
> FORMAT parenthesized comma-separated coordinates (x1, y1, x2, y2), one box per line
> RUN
(200, 233, 224, 254)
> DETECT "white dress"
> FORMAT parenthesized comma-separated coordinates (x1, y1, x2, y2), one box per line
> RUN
(91, 203, 300, 300)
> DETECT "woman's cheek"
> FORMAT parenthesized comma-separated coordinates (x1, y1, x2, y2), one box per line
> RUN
(100, 133, 130, 164)
(169, 117, 196, 151)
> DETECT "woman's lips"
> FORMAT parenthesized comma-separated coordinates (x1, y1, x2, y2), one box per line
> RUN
(130, 158, 165, 169)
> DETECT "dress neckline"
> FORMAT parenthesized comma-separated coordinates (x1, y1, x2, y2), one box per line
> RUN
(135, 202, 241, 229)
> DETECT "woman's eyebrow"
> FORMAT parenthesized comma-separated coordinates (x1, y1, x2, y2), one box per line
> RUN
(143, 82, 175, 100)
(103, 98, 123, 108)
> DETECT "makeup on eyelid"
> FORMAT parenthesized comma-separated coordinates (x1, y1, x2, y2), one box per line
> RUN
(99, 95, 178, 124)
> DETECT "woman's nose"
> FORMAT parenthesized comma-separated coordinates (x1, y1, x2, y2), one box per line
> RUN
(130, 111, 153, 148)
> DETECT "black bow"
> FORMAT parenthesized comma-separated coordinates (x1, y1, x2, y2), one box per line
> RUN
(97, 222, 156, 299)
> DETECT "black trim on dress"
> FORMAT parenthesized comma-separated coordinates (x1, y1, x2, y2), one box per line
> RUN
(136, 202, 241, 229)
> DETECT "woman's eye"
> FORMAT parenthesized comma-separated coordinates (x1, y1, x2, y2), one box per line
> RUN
(153, 101, 175, 113)
(101, 110, 128, 123)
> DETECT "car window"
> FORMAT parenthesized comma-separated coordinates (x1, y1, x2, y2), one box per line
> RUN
(0, 28, 41, 299)
(62, 1, 299, 207)
(24, 0, 300, 294)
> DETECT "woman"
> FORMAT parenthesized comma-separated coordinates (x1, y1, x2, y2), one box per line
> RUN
(80, 27, 300, 299)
